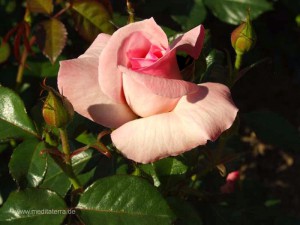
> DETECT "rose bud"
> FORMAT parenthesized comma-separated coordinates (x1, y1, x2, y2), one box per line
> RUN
(220, 171, 240, 194)
(231, 13, 256, 55)
(42, 84, 74, 128)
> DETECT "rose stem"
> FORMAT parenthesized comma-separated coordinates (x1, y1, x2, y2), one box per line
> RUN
(230, 52, 243, 87)
(15, 36, 35, 91)
(59, 127, 82, 190)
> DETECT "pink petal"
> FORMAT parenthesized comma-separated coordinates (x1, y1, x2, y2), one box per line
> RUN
(220, 171, 240, 194)
(58, 58, 137, 129)
(111, 83, 238, 163)
(79, 33, 111, 59)
(136, 50, 182, 79)
(119, 66, 199, 117)
(98, 18, 168, 103)
(130, 58, 157, 70)
(226, 171, 240, 182)
(170, 25, 205, 59)
(135, 24, 205, 79)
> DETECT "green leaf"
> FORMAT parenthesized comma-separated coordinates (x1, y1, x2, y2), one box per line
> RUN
(139, 164, 161, 187)
(24, 56, 65, 78)
(39, 154, 71, 197)
(40, 149, 99, 197)
(203, 0, 273, 25)
(243, 111, 300, 151)
(71, 0, 115, 42)
(140, 158, 188, 188)
(171, 0, 207, 30)
(0, 188, 67, 224)
(201, 49, 226, 83)
(168, 197, 203, 225)
(155, 158, 188, 176)
(35, 19, 67, 63)
(77, 175, 175, 225)
(112, 12, 128, 28)
(9, 139, 47, 188)
(0, 86, 38, 141)
(26, 0, 53, 15)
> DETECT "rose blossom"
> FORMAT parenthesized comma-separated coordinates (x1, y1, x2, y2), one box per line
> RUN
(58, 18, 238, 163)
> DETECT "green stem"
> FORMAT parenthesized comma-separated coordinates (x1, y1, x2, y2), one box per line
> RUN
(230, 52, 243, 87)
(15, 46, 28, 91)
(59, 128, 82, 190)
(234, 52, 243, 72)
(15, 36, 35, 91)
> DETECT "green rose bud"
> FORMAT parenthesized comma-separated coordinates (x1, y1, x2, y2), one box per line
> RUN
(42, 81, 74, 128)
(231, 12, 256, 55)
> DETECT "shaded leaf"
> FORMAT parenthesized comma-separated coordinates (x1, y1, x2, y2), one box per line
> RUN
(35, 18, 67, 63)
(24, 56, 65, 78)
(77, 175, 175, 225)
(154, 157, 188, 176)
(9, 139, 47, 188)
(168, 197, 203, 225)
(201, 49, 226, 83)
(139, 163, 161, 187)
(0, 188, 67, 224)
(243, 111, 300, 151)
(0, 86, 38, 141)
(27, 0, 53, 15)
(40, 149, 99, 197)
(39, 154, 71, 197)
(71, 0, 115, 42)
(171, 0, 207, 30)
(141, 157, 188, 188)
(203, 0, 273, 25)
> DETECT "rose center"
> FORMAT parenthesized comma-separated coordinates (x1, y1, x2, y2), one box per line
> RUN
(127, 44, 166, 70)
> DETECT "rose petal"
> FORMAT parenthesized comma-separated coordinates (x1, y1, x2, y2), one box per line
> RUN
(111, 83, 238, 163)
(136, 50, 182, 79)
(119, 66, 199, 117)
(135, 24, 205, 79)
(58, 58, 137, 128)
(226, 171, 240, 182)
(79, 33, 111, 59)
(170, 25, 205, 59)
(98, 18, 168, 103)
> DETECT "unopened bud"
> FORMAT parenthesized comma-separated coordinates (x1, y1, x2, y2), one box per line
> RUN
(42, 81, 74, 128)
(231, 12, 256, 55)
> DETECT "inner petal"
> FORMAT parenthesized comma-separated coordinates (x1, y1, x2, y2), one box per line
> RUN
(128, 44, 166, 70)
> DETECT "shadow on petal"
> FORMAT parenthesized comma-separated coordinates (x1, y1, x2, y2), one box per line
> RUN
(87, 104, 137, 128)
(186, 85, 208, 103)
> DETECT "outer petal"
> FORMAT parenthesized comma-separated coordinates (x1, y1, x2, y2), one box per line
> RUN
(98, 18, 168, 103)
(111, 83, 238, 163)
(120, 66, 199, 117)
(57, 36, 137, 128)
(170, 25, 205, 59)
(80, 33, 111, 58)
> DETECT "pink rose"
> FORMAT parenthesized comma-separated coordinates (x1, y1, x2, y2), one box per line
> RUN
(58, 18, 238, 163)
